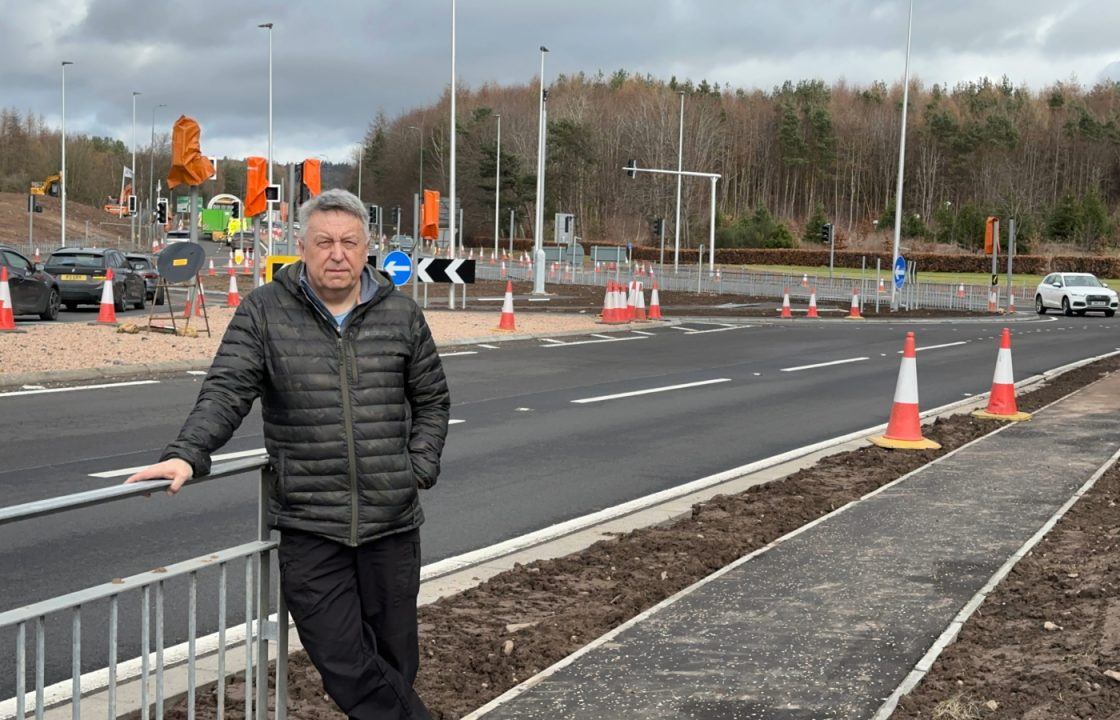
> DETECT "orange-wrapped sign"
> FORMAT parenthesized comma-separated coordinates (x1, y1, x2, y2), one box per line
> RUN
(421, 189, 440, 240)
(302, 159, 321, 197)
(166, 116, 215, 190)
(984, 216, 999, 255)
(244, 156, 268, 218)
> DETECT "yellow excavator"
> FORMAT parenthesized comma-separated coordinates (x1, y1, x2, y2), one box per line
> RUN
(30, 174, 61, 197)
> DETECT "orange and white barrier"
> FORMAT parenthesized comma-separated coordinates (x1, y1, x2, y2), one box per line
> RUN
(807, 288, 819, 318)
(496, 280, 516, 331)
(870, 332, 941, 450)
(0, 267, 17, 332)
(973, 328, 1031, 422)
(846, 288, 863, 319)
(96, 268, 118, 325)
(780, 288, 792, 318)
(226, 267, 241, 308)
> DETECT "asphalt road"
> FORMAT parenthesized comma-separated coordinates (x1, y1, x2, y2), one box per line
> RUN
(1, 312, 1117, 695)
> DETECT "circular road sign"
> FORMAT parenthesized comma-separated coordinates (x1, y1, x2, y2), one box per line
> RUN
(382, 250, 414, 286)
(893, 255, 907, 290)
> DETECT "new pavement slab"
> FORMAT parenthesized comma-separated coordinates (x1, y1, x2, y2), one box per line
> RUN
(474, 372, 1120, 719)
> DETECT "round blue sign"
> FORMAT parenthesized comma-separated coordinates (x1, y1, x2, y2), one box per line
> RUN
(893, 255, 907, 289)
(382, 250, 413, 286)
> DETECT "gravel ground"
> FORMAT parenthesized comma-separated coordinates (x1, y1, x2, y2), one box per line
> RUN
(0, 304, 602, 377)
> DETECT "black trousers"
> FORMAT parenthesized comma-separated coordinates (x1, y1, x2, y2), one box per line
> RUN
(278, 528, 431, 720)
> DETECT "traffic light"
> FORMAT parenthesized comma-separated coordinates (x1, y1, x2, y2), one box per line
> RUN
(626, 159, 637, 178)
(127, 194, 138, 216)
(230, 200, 241, 218)
(368, 204, 381, 226)
(650, 218, 663, 236)
(820, 223, 832, 244)
(155, 198, 168, 224)
(265, 184, 281, 203)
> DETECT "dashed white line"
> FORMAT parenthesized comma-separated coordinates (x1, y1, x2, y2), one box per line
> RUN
(449, 419, 466, 425)
(0, 380, 161, 399)
(539, 338, 566, 345)
(440, 351, 478, 357)
(571, 378, 732, 404)
(187, 370, 207, 376)
(898, 341, 969, 353)
(541, 336, 646, 348)
(629, 330, 655, 336)
(476, 344, 500, 349)
(781, 357, 869, 373)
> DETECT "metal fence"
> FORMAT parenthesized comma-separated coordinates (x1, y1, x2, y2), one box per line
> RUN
(0, 457, 287, 720)
(468, 253, 1036, 314)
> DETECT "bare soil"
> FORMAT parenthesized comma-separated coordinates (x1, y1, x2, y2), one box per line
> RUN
(148, 357, 1120, 719)
(0, 193, 133, 250)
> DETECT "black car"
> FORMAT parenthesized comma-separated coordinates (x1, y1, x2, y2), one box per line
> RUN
(44, 247, 146, 312)
(0, 245, 62, 320)
(124, 252, 166, 305)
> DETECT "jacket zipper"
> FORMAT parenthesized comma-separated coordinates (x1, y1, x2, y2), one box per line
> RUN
(339, 335, 360, 546)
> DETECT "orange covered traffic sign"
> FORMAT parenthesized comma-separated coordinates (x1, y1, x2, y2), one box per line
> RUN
(166, 116, 215, 190)
(244, 156, 268, 218)
(302, 159, 322, 197)
(421, 189, 440, 240)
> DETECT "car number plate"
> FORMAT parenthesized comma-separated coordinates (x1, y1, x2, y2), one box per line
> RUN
(60, 274, 87, 281)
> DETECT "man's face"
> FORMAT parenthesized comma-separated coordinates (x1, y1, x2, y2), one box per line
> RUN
(299, 209, 368, 297)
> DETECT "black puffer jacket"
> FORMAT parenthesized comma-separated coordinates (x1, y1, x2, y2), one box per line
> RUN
(161, 261, 450, 546)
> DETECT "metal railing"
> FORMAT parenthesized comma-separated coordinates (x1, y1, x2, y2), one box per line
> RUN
(0, 456, 287, 720)
(470, 254, 1036, 314)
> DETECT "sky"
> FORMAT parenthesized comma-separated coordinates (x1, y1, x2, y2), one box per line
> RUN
(1, 0, 1118, 164)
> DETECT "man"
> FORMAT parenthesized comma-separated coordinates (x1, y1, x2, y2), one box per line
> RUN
(127, 189, 449, 719)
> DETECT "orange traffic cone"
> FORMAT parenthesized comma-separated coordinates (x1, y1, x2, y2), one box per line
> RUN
(33, 248, 41, 264)
(634, 282, 647, 321)
(957, 283, 966, 299)
(878, 277, 885, 294)
(780, 288, 792, 318)
(1008, 292, 1016, 314)
(801, 273, 809, 288)
(496, 280, 516, 331)
(870, 332, 941, 450)
(988, 288, 998, 313)
(973, 328, 1031, 422)
(648, 281, 664, 320)
(151, 240, 159, 254)
(0, 267, 18, 332)
(500, 261, 507, 279)
(625, 282, 636, 321)
(807, 288, 819, 318)
(226, 268, 241, 308)
(846, 288, 863, 319)
(96, 268, 118, 325)
(208, 258, 216, 277)
(599, 282, 612, 320)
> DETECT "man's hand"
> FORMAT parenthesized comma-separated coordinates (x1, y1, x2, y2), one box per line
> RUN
(125, 459, 193, 495)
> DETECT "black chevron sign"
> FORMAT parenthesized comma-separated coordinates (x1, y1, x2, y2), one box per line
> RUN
(415, 258, 475, 284)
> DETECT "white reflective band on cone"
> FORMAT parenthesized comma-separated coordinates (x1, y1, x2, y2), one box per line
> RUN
(893, 357, 920, 404)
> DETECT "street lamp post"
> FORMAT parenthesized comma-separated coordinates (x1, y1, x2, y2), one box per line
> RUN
(149, 103, 166, 246)
(258, 22, 274, 288)
(674, 90, 684, 272)
(356, 144, 362, 201)
(532, 46, 549, 295)
(131, 91, 140, 249)
(890, 0, 915, 310)
(61, 61, 73, 248)
(448, 0, 457, 308)
(493, 113, 501, 257)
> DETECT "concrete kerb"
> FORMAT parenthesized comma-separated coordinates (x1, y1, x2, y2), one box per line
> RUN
(0, 321, 680, 392)
(18, 348, 1118, 719)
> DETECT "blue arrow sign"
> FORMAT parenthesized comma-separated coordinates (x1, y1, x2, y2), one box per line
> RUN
(894, 255, 907, 290)
(382, 250, 413, 286)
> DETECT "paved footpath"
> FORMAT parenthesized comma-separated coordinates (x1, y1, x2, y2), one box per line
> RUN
(473, 372, 1120, 719)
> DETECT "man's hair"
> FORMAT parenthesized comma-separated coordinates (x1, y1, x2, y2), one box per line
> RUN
(298, 188, 370, 240)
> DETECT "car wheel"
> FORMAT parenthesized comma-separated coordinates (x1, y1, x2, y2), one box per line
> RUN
(134, 287, 146, 310)
(39, 289, 61, 321)
(114, 285, 127, 313)
(1062, 297, 1073, 316)
(1107, 310, 1116, 318)
(1035, 295, 1046, 315)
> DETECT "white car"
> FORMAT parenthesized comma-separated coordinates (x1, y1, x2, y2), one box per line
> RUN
(1035, 272, 1118, 317)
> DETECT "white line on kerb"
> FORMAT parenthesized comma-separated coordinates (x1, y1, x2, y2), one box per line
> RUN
(780, 357, 868, 373)
(898, 341, 969, 354)
(440, 351, 478, 357)
(571, 378, 731, 404)
(88, 448, 268, 479)
(476, 344, 500, 349)
(186, 370, 207, 376)
(0, 380, 160, 399)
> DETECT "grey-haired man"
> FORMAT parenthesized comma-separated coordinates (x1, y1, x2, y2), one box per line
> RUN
(128, 189, 449, 719)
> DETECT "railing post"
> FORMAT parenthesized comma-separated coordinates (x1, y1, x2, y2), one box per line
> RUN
(257, 468, 274, 718)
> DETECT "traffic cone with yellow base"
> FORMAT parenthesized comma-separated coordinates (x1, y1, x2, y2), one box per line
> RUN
(495, 281, 516, 331)
(870, 332, 942, 450)
(972, 328, 1031, 422)
(846, 288, 864, 319)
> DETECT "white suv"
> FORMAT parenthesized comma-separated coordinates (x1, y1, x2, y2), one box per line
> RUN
(1035, 272, 1118, 317)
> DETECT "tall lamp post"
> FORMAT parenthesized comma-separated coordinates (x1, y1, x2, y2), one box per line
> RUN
(258, 22, 274, 288)
(674, 90, 684, 271)
(448, 0, 457, 308)
(60, 61, 73, 248)
(149, 102, 167, 245)
(532, 46, 550, 295)
(890, 0, 915, 310)
(130, 91, 141, 249)
(493, 113, 501, 256)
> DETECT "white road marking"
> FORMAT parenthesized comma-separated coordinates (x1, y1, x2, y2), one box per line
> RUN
(629, 330, 655, 336)
(898, 341, 969, 353)
(683, 326, 749, 334)
(780, 357, 869, 373)
(476, 344, 500, 349)
(440, 351, 478, 357)
(539, 338, 566, 345)
(590, 333, 616, 339)
(449, 419, 466, 425)
(89, 448, 267, 478)
(0, 380, 160, 399)
(20, 384, 45, 390)
(541, 336, 646, 348)
(187, 370, 207, 376)
(571, 378, 731, 404)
